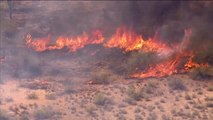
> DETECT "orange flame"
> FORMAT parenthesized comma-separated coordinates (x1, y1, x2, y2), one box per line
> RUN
(26, 30, 104, 52)
(26, 34, 50, 52)
(184, 55, 208, 71)
(104, 27, 169, 53)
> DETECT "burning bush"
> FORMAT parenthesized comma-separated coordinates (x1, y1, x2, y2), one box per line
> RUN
(125, 51, 157, 74)
(189, 66, 213, 80)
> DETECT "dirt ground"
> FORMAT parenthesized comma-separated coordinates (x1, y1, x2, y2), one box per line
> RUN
(0, 73, 213, 120)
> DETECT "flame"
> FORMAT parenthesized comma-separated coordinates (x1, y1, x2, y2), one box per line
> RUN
(184, 55, 208, 70)
(104, 27, 169, 53)
(25, 26, 208, 79)
(26, 30, 104, 52)
(26, 34, 50, 52)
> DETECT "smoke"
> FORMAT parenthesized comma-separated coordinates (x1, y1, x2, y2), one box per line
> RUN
(1, 1, 213, 80)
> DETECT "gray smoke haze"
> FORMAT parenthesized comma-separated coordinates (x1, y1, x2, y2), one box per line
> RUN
(1, 1, 213, 80)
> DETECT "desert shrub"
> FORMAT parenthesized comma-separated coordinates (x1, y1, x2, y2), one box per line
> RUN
(145, 81, 158, 94)
(124, 51, 158, 75)
(45, 93, 57, 100)
(189, 66, 213, 80)
(147, 112, 158, 120)
(94, 93, 111, 106)
(205, 97, 213, 101)
(207, 85, 213, 91)
(168, 78, 187, 91)
(135, 114, 143, 120)
(90, 69, 116, 84)
(185, 93, 192, 100)
(206, 102, 213, 108)
(0, 109, 9, 120)
(5, 97, 13, 103)
(19, 114, 29, 120)
(126, 86, 145, 101)
(161, 114, 170, 120)
(33, 106, 61, 120)
(27, 92, 38, 100)
(64, 85, 77, 94)
(85, 105, 96, 115)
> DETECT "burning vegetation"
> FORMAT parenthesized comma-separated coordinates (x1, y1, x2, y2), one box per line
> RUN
(25, 26, 209, 79)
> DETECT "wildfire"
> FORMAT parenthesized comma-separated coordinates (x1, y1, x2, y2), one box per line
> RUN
(25, 26, 208, 78)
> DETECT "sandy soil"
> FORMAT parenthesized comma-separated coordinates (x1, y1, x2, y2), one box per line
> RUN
(0, 74, 212, 120)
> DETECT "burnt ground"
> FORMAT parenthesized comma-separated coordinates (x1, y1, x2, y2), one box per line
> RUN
(0, 1, 213, 120)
